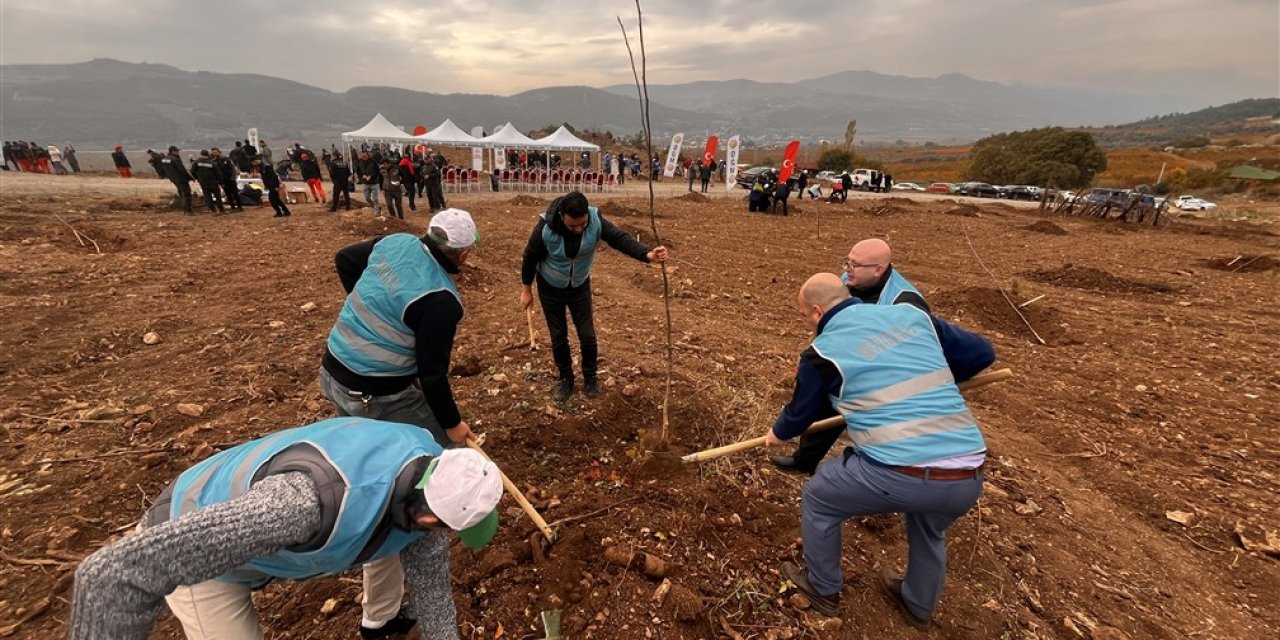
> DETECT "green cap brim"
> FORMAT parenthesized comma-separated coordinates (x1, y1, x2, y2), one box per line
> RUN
(458, 510, 498, 549)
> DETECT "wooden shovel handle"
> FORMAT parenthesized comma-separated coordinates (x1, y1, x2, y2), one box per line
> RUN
(526, 308, 537, 348)
(681, 368, 1013, 463)
(466, 440, 555, 542)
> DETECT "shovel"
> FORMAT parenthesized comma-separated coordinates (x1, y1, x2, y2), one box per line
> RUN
(466, 439, 556, 543)
(682, 367, 1013, 463)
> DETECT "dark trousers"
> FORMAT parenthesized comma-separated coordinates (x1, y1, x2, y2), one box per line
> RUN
(330, 181, 352, 210)
(406, 183, 418, 211)
(384, 190, 404, 219)
(700, 177, 710, 192)
(789, 405, 842, 473)
(267, 187, 290, 216)
(221, 181, 244, 210)
(199, 182, 224, 212)
(426, 180, 445, 211)
(172, 180, 193, 212)
(773, 196, 789, 216)
(537, 277, 597, 383)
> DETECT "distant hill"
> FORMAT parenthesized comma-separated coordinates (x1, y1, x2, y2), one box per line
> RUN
(1090, 98, 1280, 147)
(0, 59, 708, 149)
(0, 58, 1263, 150)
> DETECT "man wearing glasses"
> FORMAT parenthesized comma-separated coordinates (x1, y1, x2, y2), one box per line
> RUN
(771, 238, 993, 473)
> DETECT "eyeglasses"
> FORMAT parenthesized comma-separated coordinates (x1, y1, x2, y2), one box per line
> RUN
(842, 259, 882, 271)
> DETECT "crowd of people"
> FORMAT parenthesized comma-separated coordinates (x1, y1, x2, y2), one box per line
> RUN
(3, 140, 80, 174)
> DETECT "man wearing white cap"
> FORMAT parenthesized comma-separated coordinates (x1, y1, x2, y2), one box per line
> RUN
(321, 208, 481, 448)
(70, 417, 504, 640)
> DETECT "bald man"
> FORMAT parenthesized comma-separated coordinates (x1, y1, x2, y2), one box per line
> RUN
(766, 273, 991, 628)
(773, 238, 938, 471)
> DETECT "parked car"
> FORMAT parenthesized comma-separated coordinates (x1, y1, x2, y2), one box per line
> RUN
(995, 185, 1013, 199)
(956, 182, 1000, 198)
(1086, 188, 1130, 206)
(926, 182, 954, 194)
(850, 168, 881, 190)
(1005, 185, 1038, 201)
(1175, 195, 1198, 207)
(891, 182, 926, 192)
(735, 166, 773, 189)
(1177, 198, 1218, 211)
(816, 170, 838, 182)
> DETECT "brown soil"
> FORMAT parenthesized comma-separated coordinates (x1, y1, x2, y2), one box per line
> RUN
(507, 195, 547, 207)
(1024, 220, 1069, 235)
(945, 203, 982, 217)
(673, 192, 709, 203)
(1, 177, 1277, 640)
(597, 199, 645, 218)
(1199, 254, 1279, 273)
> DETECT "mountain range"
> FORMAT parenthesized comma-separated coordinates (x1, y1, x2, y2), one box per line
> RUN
(0, 58, 1259, 149)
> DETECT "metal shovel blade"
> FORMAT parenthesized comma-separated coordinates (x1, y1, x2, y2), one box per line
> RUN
(539, 609, 562, 640)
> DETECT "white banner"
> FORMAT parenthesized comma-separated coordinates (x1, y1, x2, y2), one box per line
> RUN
(494, 147, 506, 171)
(471, 126, 485, 171)
(662, 133, 684, 178)
(247, 128, 259, 150)
(724, 135, 741, 192)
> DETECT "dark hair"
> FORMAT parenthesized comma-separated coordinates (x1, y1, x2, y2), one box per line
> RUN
(559, 191, 589, 219)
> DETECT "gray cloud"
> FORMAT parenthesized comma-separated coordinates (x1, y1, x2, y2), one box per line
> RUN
(1, 0, 1275, 104)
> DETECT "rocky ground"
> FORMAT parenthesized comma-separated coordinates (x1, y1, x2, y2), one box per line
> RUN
(1, 172, 1277, 639)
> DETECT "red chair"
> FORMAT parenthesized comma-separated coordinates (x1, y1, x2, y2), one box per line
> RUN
(469, 169, 480, 192)
(605, 174, 617, 192)
(444, 168, 458, 193)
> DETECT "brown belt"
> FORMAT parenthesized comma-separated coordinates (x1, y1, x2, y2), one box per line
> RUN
(887, 465, 984, 480)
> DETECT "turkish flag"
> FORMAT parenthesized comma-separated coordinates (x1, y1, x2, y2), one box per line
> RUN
(412, 125, 427, 136)
(702, 136, 719, 167)
(777, 140, 800, 183)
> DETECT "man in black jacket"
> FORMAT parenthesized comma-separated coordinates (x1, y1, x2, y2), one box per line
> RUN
(328, 151, 353, 212)
(254, 155, 291, 217)
(191, 150, 225, 214)
(423, 158, 444, 212)
(520, 192, 669, 401)
(159, 146, 195, 214)
(320, 209, 481, 448)
(210, 148, 245, 212)
(356, 150, 383, 216)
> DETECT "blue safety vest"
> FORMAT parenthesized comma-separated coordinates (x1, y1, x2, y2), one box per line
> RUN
(165, 418, 438, 585)
(840, 267, 923, 306)
(327, 234, 460, 376)
(537, 207, 601, 288)
(811, 304, 985, 466)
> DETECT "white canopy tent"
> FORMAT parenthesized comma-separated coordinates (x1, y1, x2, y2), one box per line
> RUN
(414, 119, 481, 148)
(479, 123, 541, 149)
(340, 113, 416, 143)
(537, 126, 601, 151)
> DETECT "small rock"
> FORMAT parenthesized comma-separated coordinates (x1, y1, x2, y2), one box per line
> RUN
(491, 373, 509, 384)
(191, 442, 213, 459)
(1134, 384, 1148, 392)
(803, 612, 842, 631)
(175, 403, 204, 417)
(320, 598, 339, 615)
(622, 384, 640, 398)
(477, 548, 516, 577)
(300, 302, 318, 313)
(267, 320, 285, 329)
(789, 593, 810, 610)
(729, 513, 743, 526)
(142, 331, 162, 345)
(1015, 499, 1043, 516)
(129, 404, 154, 416)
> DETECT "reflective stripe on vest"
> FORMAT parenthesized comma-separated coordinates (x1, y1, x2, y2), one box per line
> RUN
(537, 207, 601, 288)
(167, 418, 439, 585)
(812, 304, 985, 466)
(326, 234, 460, 376)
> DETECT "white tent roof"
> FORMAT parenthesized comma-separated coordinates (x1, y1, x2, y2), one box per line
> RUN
(537, 126, 601, 151)
(479, 123, 540, 149)
(341, 113, 415, 142)
(415, 119, 481, 147)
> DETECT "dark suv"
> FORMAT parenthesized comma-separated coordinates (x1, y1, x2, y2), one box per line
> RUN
(957, 182, 999, 198)
(735, 166, 774, 189)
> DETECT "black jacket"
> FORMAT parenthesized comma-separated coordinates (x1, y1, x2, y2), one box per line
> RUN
(111, 150, 131, 168)
(520, 197, 652, 288)
(191, 157, 220, 186)
(355, 158, 382, 185)
(160, 153, 192, 182)
(323, 236, 465, 428)
(260, 164, 281, 189)
(212, 156, 238, 183)
(300, 157, 323, 181)
(329, 160, 352, 185)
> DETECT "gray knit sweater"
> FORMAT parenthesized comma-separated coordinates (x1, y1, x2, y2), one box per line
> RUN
(70, 472, 460, 639)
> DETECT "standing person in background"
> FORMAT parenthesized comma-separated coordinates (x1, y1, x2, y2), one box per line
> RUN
(160, 146, 195, 214)
(699, 159, 712, 193)
(2, 141, 14, 171)
(884, 173, 894, 192)
(425, 154, 446, 213)
(259, 140, 274, 168)
(687, 158, 696, 192)
(399, 155, 418, 212)
(328, 151, 353, 212)
(300, 151, 326, 204)
(211, 148, 245, 213)
(64, 144, 81, 173)
(355, 150, 383, 216)
(381, 158, 405, 220)
(255, 155, 291, 218)
(797, 170, 809, 199)
(191, 150, 226, 214)
(110, 145, 132, 178)
(47, 145, 69, 175)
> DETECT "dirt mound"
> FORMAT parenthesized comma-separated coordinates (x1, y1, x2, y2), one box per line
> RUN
(507, 195, 547, 207)
(340, 214, 418, 238)
(42, 221, 133, 252)
(673, 192, 709, 203)
(868, 203, 906, 216)
(931, 287, 1075, 346)
(1024, 264, 1176, 294)
(598, 199, 644, 218)
(944, 203, 981, 217)
(1024, 220, 1069, 235)
(615, 222, 672, 249)
(1200, 254, 1279, 273)
(884, 197, 914, 206)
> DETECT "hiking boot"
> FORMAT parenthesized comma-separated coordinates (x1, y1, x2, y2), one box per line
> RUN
(781, 561, 841, 617)
(880, 568, 930, 630)
(552, 379, 574, 402)
(359, 608, 416, 639)
(583, 378, 600, 399)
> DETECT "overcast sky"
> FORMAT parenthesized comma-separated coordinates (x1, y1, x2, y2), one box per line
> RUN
(2, 0, 1276, 102)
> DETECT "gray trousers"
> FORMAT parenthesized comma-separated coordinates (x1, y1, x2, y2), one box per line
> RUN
(361, 184, 382, 214)
(802, 449, 982, 619)
(318, 367, 450, 447)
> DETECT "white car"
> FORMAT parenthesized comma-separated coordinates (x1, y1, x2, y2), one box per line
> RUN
(816, 170, 838, 182)
(1175, 195, 1198, 206)
(891, 182, 926, 192)
(1177, 198, 1218, 211)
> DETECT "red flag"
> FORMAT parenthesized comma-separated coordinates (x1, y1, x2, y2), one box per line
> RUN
(412, 125, 427, 136)
(702, 136, 719, 167)
(777, 140, 800, 183)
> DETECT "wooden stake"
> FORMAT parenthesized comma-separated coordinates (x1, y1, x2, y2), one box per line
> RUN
(962, 227, 1047, 345)
(466, 440, 555, 542)
(525, 308, 538, 350)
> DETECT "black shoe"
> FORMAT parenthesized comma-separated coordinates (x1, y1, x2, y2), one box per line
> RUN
(552, 379, 574, 402)
(359, 608, 417, 639)
(880, 568, 930, 630)
(583, 378, 600, 399)
(782, 561, 841, 617)
(769, 455, 817, 475)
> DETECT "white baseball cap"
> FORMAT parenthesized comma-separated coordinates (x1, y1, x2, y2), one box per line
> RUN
(429, 208, 479, 249)
(416, 448, 501, 548)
